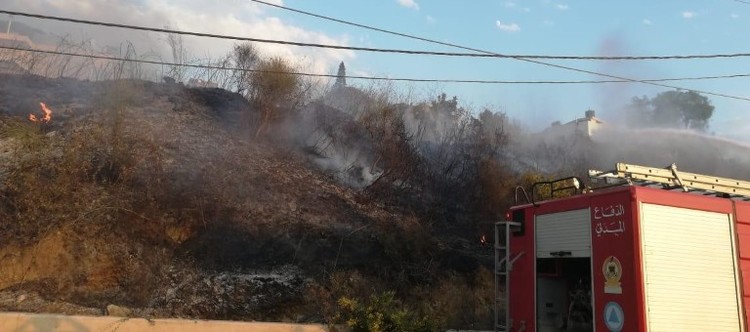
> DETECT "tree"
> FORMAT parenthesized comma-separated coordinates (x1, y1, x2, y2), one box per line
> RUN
(653, 90, 713, 130)
(470, 109, 512, 217)
(248, 56, 306, 137)
(475, 109, 508, 159)
(627, 90, 714, 131)
(229, 43, 260, 95)
(335, 61, 347, 87)
(430, 93, 460, 119)
(165, 28, 187, 83)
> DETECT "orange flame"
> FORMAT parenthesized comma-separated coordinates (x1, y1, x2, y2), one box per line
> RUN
(28, 102, 53, 123)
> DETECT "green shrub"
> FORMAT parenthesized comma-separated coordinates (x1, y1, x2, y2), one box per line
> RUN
(336, 291, 435, 332)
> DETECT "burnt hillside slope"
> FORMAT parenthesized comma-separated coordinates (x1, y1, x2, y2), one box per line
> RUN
(0, 74, 493, 329)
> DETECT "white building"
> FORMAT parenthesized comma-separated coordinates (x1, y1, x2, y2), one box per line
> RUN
(541, 110, 604, 141)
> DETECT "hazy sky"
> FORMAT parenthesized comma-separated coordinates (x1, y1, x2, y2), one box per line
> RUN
(3, 0, 750, 141)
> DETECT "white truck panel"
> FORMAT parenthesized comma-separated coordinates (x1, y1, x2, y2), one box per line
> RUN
(536, 208, 591, 258)
(640, 203, 742, 332)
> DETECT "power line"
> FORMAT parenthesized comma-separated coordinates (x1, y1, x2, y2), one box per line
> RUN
(3, 45, 750, 85)
(0, 9, 749, 61)
(2, 8, 750, 101)
(250, 0, 750, 102)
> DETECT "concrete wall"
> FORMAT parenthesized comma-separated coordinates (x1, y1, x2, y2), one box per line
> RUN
(0, 312, 344, 332)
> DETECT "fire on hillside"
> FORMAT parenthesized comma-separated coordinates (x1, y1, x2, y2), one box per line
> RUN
(28, 102, 52, 123)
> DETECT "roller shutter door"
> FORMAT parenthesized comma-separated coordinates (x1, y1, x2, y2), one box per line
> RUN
(536, 208, 591, 258)
(641, 203, 742, 332)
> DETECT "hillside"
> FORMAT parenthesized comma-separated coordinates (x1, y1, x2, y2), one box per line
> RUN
(2, 72, 747, 330)
(0, 74, 494, 329)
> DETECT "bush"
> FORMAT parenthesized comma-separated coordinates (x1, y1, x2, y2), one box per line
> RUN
(249, 56, 307, 138)
(336, 291, 435, 332)
(419, 268, 494, 330)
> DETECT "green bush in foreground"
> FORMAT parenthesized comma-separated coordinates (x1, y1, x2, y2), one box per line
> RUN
(337, 291, 435, 332)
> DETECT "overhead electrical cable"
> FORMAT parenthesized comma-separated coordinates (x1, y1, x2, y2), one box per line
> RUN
(249, 0, 750, 102)
(0, 9, 749, 61)
(3, 45, 750, 85)
(2, 8, 750, 101)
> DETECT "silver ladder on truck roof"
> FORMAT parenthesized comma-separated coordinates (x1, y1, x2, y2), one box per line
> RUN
(589, 162, 750, 199)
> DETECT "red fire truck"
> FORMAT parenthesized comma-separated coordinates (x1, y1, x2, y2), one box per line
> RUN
(495, 163, 750, 332)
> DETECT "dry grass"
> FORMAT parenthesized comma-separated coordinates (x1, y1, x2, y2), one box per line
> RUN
(0, 38, 518, 327)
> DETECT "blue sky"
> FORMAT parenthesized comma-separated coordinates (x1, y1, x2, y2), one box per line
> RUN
(272, 0, 750, 138)
(4, 0, 750, 140)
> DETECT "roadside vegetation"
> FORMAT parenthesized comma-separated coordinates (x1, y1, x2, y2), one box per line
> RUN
(0, 37, 744, 331)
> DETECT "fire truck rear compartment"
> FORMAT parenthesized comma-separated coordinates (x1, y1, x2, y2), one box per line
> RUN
(534, 209, 593, 331)
(536, 257, 592, 332)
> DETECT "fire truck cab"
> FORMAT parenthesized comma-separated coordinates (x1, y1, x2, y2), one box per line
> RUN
(495, 163, 750, 332)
